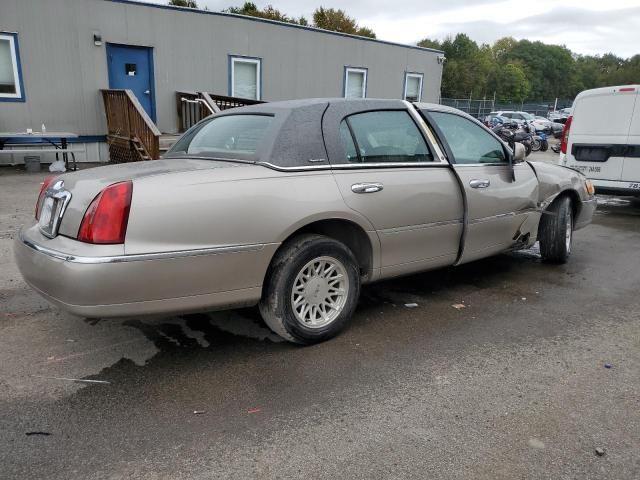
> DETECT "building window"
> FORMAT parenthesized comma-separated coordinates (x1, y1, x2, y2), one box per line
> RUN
(229, 56, 261, 100)
(0, 32, 24, 101)
(344, 67, 367, 99)
(403, 72, 423, 102)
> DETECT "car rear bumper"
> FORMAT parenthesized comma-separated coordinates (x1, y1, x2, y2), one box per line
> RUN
(592, 179, 640, 197)
(14, 224, 275, 318)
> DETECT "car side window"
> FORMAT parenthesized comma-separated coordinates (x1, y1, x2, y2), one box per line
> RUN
(339, 110, 433, 163)
(430, 112, 507, 165)
(339, 121, 359, 162)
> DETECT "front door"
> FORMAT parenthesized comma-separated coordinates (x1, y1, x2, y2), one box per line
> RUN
(425, 110, 540, 264)
(106, 44, 155, 121)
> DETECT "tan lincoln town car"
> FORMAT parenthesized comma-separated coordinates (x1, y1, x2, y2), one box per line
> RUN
(15, 99, 596, 344)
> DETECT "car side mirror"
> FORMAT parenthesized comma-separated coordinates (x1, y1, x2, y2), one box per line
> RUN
(512, 143, 526, 164)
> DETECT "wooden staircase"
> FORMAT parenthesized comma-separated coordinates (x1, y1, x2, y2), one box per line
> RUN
(101, 89, 161, 163)
(101, 89, 266, 163)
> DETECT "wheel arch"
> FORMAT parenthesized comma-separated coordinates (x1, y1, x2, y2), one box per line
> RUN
(268, 218, 377, 284)
(544, 188, 581, 218)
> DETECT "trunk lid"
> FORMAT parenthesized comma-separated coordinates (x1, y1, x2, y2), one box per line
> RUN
(53, 159, 242, 238)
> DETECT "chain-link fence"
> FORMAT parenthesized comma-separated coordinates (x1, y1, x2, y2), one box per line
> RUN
(440, 97, 574, 120)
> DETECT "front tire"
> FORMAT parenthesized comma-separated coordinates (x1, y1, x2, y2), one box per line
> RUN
(540, 139, 549, 152)
(531, 138, 542, 151)
(259, 234, 361, 344)
(539, 196, 574, 264)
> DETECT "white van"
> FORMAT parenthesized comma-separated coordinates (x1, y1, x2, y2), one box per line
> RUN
(559, 85, 639, 196)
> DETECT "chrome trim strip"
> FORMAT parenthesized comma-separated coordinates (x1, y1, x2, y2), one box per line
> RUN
(19, 232, 268, 264)
(39, 180, 72, 239)
(404, 100, 449, 163)
(258, 161, 451, 172)
(468, 208, 539, 225)
(380, 219, 463, 234)
(453, 163, 512, 168)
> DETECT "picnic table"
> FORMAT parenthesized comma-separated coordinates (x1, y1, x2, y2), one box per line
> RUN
(0, 132, 84, 171)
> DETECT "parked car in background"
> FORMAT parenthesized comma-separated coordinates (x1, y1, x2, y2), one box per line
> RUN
(559, 85, 639, 196)
(15, 99, 596, 345)
(535, 116, 564, 137)
(485, 111, 528, 125)
(548, 108, 572, 124)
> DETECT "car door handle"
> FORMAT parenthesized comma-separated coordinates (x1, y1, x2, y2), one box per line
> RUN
(351, 182, 384, 194)
(469, 179, 490, 189)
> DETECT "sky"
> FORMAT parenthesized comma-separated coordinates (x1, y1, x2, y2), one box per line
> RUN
(145, 0, 640, 57)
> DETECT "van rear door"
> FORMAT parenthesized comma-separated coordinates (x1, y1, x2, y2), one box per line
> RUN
(621, 88, 640, 190)
(565, 87, 636, 183)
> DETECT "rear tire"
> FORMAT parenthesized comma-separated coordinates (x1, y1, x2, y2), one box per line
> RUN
(259, 234, 361, 344)
(539, 196, 573, 264)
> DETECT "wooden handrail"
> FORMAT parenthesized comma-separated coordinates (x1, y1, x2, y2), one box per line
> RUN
(101, 89, 161, 161)
(176, 91, 219, 133)
(176, 91, 265, 132)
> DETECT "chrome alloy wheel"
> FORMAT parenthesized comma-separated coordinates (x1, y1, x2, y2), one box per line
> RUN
(566, 211, 573, 253)
(291, 256, 350, 328)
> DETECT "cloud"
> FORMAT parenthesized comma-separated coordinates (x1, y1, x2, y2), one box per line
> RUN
(424, 6, 640, 56)
(141, 0, 640, 56)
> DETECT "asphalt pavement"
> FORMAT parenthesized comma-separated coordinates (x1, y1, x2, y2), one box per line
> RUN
(0, 158, 639, 479)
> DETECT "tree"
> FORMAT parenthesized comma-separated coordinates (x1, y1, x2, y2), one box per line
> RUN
(312, 7, 376, 38)
(494, 63, 530, 102)
(224, 2, 307, 24)
(417, 38, 442, 50)
(168, 0, 198, 8)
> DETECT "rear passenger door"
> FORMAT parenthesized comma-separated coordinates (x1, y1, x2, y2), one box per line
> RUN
(323, 106, 464, 279)
(425, 110, 540, 263)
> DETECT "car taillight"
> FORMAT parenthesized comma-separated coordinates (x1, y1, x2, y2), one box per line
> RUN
(35, 175, 57, 220)
(77, 181, 132, 244)
(560, 115, 573, 154)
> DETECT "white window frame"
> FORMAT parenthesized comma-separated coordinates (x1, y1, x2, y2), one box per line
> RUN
(0, 33, 23, 101)
(229, 56, 262, 100)
(344, 67, 367, 99)
(403, 72, 423, 102)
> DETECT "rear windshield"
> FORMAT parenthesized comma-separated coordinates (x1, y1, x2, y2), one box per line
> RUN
(167, 114, 273, 159)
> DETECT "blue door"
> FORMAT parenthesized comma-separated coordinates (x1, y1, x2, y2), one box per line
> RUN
(106, 44, 156, 122)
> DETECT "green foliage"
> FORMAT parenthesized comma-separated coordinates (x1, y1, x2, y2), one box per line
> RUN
(169, 0, 198, 7)
(419, 34, 640, 101)
(312, 7, 376, 38)
(222, 3, 375, 37)
(224, 2, 307, 25)
(494, 63, 530, 102)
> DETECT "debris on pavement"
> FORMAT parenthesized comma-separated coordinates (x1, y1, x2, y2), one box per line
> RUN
(604, 364, 613, 369)
(452, 303, 466, 310)
(25, 431, 51, 436)
(528, 438, 545, 449)
(193, 410, 205, 415)
(404, 303, 419, 308)
(595, 447, 606, 456)
(32, 375, 111, 385)
(247, 408, 261, 414)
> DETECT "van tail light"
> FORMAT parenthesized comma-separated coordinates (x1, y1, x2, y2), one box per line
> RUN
(78, 181, 133, 244)
(560, 115, 573, 154)
(35, 175, 57, 219)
